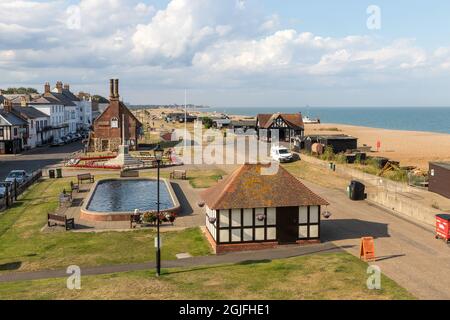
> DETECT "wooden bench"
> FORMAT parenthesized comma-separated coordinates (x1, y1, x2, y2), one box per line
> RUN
(70, 181, 79, 193)
(130, 214, 142, 229)
(47, 213, 75, 230)
(59, 192, 72, 208)
(170, 170, 187, 180)
(77, 173, 94, 185)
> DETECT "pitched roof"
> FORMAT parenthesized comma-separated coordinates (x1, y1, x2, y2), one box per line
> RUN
(61, 89, 80, 102)
(30, 92, 76, 106)
(257, 113, 304, 129)
(12, 106, 48, 119)
(0, 110, 28, 126)
(201, 163, 329, 210)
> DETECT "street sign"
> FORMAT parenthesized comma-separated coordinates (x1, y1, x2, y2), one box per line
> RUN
(360, 237, 376, 262)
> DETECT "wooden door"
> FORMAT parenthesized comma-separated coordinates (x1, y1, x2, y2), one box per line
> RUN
(276, 206, 298, 244)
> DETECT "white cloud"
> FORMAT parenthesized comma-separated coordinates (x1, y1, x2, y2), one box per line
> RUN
(0, 0, 449, 106)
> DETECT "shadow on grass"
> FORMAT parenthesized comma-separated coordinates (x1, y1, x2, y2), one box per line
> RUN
(164, 259, 272, 276)
(0, 261, 22, 271)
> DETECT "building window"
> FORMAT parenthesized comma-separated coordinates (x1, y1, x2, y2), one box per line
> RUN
(298, 206, 320, 240)
(14, 128, 18, 136)
(218, 207, 277, 244)
(111, 117, 119, 128)
(0, 128, 3, 138)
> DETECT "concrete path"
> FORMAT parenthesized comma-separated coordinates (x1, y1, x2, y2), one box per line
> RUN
(304, 181, 450, 300)
(0, 242, 341, 283)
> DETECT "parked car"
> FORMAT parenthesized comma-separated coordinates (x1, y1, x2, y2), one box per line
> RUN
(0, 182, 11, 199)
(5, 170, 30, 185)
(61, 136, 71, 144)
(271, 146, 294, 163)
(51, 138, 65, 147)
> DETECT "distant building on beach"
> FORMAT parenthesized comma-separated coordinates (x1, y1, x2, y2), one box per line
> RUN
(297, 135, 358, 154)
(256, 113, 304, 142)
(89, 79, 142, 152)
(429, 162, 450, 199)
(201, 163, 329, 253)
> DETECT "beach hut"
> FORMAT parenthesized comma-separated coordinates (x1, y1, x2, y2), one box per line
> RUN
(201, 163, 329, 253)
(429, 162, 450, 199)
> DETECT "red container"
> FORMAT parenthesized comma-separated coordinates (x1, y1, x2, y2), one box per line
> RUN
(435, 214, 450, 242)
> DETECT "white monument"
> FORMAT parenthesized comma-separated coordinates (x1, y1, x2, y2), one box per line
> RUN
(105, 114, 143, 168)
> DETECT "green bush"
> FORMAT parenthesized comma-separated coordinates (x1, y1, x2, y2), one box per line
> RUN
(335, 153, 347, 164)
(320, 145, 335, 161)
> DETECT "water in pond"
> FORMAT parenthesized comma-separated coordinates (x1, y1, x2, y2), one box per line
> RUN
(87, 180, 174, 212)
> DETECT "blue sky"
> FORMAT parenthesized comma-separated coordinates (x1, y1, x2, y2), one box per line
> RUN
(1, 0, 450, 107)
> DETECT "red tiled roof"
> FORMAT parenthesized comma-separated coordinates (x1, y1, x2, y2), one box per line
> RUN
(257, 113, 304, 129)
(201, 163, 328, 210)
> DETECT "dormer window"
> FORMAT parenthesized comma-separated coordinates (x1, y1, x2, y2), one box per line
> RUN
(111, 117, 119, 128)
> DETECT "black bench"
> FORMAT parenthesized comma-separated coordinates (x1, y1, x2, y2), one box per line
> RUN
(130, 214, 142, 229)
(77, 173, 94, 185)
(48, 213, 75, 230)
(70, 181, 79, 193)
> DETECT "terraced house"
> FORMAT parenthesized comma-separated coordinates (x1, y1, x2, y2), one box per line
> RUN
(0, 99, 28, 154)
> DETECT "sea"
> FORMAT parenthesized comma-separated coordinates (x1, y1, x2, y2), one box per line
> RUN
(205, 107, 450, 134)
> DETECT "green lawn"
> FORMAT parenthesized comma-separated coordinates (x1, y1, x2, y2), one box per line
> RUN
(0, 178, 211, 273)
(0, 252, 414, 300)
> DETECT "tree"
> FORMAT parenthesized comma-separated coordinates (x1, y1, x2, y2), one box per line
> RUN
(201, 117, 214, 129)
(92, 95, 109, 103)
(0, 87, 38, 94)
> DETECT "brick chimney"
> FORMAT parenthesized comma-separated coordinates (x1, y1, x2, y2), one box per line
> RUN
(114, 79, 119, 98)
(44, 82, 50, 94)
(20, 96, 27, 107)
(109, 79, 115, 100)
(63, 84, 70, 90)
(3, 99, 12, 113)
(55, 81, 63, 93)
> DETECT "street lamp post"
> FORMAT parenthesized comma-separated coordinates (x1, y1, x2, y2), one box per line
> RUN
(153, 144, 164, 277)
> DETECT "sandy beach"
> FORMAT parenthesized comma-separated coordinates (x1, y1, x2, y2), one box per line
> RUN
(135, 107, 450, 170)
(305, 123, 450, 169)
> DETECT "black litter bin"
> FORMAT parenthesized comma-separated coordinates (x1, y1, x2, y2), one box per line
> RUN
(48, 169, 55, 179)
(56, 168, 63, 179)
(349, 180, 366, 201)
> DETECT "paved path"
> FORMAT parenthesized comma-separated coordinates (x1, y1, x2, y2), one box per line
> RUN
(0, 142, 83, 180)
(304, 181, 450, 300)
(0, 242, 341, 283)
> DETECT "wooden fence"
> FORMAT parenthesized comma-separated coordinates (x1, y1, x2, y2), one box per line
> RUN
(0, 170, 42, 212)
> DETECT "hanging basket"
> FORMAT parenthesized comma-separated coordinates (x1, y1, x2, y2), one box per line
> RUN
(322, 211, 332, 219)
(197, 201, 205, 208)
(208, 217, 217, 224)
(256, 214, 266, 222)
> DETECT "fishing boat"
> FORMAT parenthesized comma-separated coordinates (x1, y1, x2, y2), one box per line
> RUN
(302, 115, 321, 124)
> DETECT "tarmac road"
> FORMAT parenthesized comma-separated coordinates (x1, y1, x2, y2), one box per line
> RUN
(304, 180, 450, 300)
(0, 142, 83, 181)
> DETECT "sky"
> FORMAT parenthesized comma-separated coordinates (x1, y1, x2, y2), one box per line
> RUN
(1, 0, 450, 107)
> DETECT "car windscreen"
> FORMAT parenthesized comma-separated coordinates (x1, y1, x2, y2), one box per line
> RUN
(8, 172, 24, 178)
(278, 149, 289, 154)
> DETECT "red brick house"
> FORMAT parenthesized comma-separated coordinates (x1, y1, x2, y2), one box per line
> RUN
(201, 163, 329, 253)
(89, 79, 142, 152)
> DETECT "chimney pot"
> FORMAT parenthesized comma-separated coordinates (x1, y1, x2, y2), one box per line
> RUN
(3, 99, 12, 113)
(109, 79, 114, 99)
(114, 79, 119, 98)
(63, 84, 69, 90)
(44, 82, 50, 94)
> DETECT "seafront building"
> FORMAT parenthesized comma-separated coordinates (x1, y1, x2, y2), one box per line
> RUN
(88, 79, 142, 152)
(202, 163, 329, 253)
